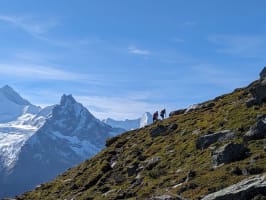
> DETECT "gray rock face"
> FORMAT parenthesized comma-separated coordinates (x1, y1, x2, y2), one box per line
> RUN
(196, 130, 235, 149)
(169, 109, 186, 117)
(127, 165, 138, 177)
(244, 116, 266, 141)
(260, 67, 266, 79)
(212, 143, 249, 167)
(150, 125, 167, 137)
(250, 80, 266, 105)
(202, 174, 266, 200)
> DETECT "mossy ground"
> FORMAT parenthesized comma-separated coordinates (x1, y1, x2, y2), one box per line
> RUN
(18, 82, 266, 200)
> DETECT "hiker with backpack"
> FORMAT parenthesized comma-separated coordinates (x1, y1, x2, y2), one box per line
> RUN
(153, 111, 159, 122)
(160, 109, 166, 119)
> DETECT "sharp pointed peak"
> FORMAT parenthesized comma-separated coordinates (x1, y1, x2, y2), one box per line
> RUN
(0, 85, 31, 105)
(60, 94, 77, 106)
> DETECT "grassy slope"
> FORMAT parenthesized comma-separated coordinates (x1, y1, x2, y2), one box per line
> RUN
(18, 80, 266, 200)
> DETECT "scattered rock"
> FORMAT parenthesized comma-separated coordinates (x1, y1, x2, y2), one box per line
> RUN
(169, 109, 186, 117)
(115, 139, 128, 148)
(102, 189, 116, 197)
(246, 97, 257, 108)
(252, 194, 266, 200)
(145, 156, 161, 170)
(150, 125, 168, 137)
(230, 166, 243, 176)
(186, 170, 196, 182)
(192, 129, 201, 135)
(201, 174, 266, 200)
(260, 66, 266, 79)
(212, 143, 249, 167)
(129, 178, 143, 189)
(127, 165, 138, 177)
(177, 183, 199, 194)
(196, 130, 235, 149)
(231, 166, 264, 176)
(168, 123, 178, 131)
(245, 167, 264, 175)
(106, 136, 119, 147)
(101, 162, 111, 173)
(202, 102, 215, 109)
(244, 116, 266, 141)
(112, 172, 126, 184)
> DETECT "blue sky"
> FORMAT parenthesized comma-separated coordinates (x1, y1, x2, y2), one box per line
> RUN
(0, 0, 265, 119)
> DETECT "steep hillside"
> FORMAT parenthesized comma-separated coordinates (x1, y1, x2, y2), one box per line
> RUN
(17, 76, 266, 200)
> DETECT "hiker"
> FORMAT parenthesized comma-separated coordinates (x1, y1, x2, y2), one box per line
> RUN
(160, 109, 166, 119)
(153, 111, 159, 122)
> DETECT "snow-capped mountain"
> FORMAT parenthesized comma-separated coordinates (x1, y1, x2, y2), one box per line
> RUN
(103, 112, 153, 131)
(0, 85, 41, 123)
(0, 87, 123, 198)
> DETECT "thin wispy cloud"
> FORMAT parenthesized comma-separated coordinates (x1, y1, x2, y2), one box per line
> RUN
(76, 95, 161, 120)
(208, 35, 266, 58)
(0, 63, 90, 81)
(0, 15, 57, 36)
(128, 46, 151, 56)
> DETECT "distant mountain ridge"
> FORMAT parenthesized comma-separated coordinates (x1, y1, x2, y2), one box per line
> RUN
(103, 112, 153, 130)
(0, 86, 124, 198)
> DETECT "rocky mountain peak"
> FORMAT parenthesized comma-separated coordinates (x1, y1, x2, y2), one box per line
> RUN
(60, 94, 77, 106)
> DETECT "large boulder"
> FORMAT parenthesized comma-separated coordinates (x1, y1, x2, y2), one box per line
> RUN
(201, 174, 266, 200)
(196, 130, 235, 149)
(244, 116, 266, 141)
(251, 80, 266, 104)
(246, 67, 266, 107)
(212, 143, 249, 167)
(260, 67, 266, 79)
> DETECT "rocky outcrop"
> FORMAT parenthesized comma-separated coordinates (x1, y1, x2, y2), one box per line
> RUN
(169, 109, 186, 117)
(246, 67, 266, 107)
(251, 80, 266, 104)
(244, 116, 266, 141)
(201, 174, 266, 200)
(196, 130, 235, 149)
(212, 143, 249, 167)
(150, 125, 168, 137)
(260, 67, 266, 79)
